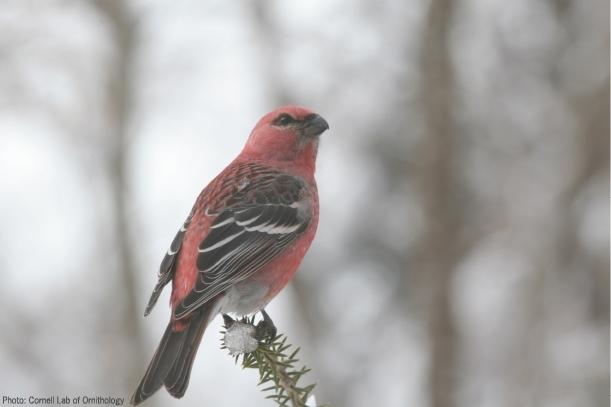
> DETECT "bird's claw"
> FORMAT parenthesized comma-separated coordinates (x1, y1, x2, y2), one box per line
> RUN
(222, 313, 235, 329)
(256, 309, 277, 342)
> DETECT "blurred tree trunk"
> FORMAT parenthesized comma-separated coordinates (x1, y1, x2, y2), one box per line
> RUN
(416, 1, 459, 407)
(547, 6, 609, 404)
(249, 0, 291, 106)
(92, 0, 146, 391)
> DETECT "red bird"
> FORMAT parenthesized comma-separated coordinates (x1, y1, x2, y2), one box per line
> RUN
(131, 106, 329, 405)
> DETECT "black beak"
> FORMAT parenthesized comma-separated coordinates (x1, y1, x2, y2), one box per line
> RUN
(302, 114, 329, 137)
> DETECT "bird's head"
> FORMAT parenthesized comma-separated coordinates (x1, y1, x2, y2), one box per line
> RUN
(242, 106, 329, 170)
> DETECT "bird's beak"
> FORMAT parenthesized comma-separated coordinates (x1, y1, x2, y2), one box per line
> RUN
(302, 114, 329, 138)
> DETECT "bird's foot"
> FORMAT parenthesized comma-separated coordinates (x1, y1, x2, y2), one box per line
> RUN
(222, 313, 235, 328)
(256, 309, 277, 342)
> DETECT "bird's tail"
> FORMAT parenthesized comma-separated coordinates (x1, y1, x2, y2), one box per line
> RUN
(131, 308, 211, 405)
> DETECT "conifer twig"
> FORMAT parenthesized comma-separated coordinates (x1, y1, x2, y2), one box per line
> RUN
(221, 315, 323, 407)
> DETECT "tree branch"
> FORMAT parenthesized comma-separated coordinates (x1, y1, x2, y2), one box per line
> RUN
(222, 315, 322, 407)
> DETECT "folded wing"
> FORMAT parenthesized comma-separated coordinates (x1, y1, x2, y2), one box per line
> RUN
(173, 174, 311, 320)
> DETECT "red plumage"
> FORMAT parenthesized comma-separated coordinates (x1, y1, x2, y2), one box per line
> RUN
(131, 106, 328, 405)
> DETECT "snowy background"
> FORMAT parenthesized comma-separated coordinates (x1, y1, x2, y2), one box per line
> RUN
(0, 1, 608, 407)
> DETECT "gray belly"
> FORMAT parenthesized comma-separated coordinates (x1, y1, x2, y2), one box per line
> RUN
(218, 281, 270, 316)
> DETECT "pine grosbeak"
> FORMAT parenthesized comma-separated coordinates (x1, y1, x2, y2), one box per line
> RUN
(131, 106, 328, 404)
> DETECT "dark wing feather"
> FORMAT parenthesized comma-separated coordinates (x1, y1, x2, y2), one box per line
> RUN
(144, 215, 192, 316)
(173, 174, 311, 320)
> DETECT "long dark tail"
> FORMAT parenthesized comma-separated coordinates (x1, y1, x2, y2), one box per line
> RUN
(131, 308, 211, 405)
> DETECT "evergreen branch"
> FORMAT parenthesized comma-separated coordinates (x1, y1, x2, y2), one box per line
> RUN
(221, 315, 324, 407)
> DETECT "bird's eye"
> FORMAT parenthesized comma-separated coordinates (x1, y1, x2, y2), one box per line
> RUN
(274, 113, 295, 127)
